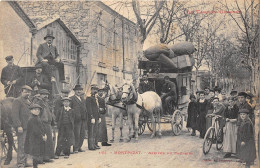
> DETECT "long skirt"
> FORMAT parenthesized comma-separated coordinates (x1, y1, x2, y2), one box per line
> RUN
(223, 122, 237, 153)
(98, 114, 108, 142)
(42, 122, 55, 160)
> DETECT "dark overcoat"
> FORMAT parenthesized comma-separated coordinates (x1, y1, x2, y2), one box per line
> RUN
(197, 99, 208, 136)
(1, 65, 23, 97)
(24, 115, 45, 157)
(186, 101, 198, 130)
(236, 119, 256, 162)
(28, 73, 51, 92)
(11, 96, 31, 130)
(70, 95, 87, 121)
(138, 81, 155, 94)
(56, 107, 75, 146)
(97, 96, 108, 142)
(36, 42, 59, 64)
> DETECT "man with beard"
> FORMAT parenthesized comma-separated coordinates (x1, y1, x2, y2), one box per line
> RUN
(97, 88, 111, 146)
(70, 85, 87, 153)
(28, 64, 51, 95)
(11, 85, 32, 168)
(33, 89, 55, 163)
(86, 85, 102, 150)
(1, 55, 23, 98)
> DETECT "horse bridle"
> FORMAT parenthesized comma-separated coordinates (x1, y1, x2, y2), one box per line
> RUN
(122, 83, 132, 97)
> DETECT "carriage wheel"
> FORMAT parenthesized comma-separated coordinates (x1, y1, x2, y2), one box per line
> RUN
(147, 121, 153, 132)
(1, 132, 8, 158)
(12, 129, 18, 152)
(138, 121, 146, 135)
(203, 127, 215, 155)
(171, 110, 183, 135)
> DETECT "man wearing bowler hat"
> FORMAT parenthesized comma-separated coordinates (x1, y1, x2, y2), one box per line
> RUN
(70, 85, 87, 153)
(1, 55, 23, 98)
(86, 84, 102, 150)
(36, 32, 65, 80)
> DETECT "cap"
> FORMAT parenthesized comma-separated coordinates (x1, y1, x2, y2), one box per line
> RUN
(213, 96, 219, 100)
(91, 84, 99, 90)
(214, 86, 222, 92)
(238, 92, 247, 97)
(73, 85, 83, 90)
(39, 89, 50, 95)
(61, 89, 70, 93)
(230, 90, 238, 95)
(29, 104, 42, 109)
(238, 109, 250, 114)
(61, 97, 71, 101)
(5, 55, 13, 61)
(21, 85, 32, 91)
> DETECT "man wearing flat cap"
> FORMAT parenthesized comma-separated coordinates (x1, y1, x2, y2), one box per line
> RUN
(36, 32, 65, 81)
(86, 84, 102, 150)
(11, 85, 32, 167)
(1, 55, 23, 97)
(70, 85, 87, 153)
(237, 92, 254, 125)
(138, 74, 155, 94)
(27, 64, 51, 95)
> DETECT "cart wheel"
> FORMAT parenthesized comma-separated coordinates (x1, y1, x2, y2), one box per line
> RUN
(171, 110, 183, 135)
(138, 121, 146, 136)
(203, 127, 215, 155)
(147, 121, 153, 132)
(1, 132, 8, 158)
(12, 129, 18, 152)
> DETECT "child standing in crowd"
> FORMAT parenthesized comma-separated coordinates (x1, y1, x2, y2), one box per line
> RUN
(223, 97, 239, 158)
(24, 104, 47, 168)
(236, 109, 256, 168)
(55, 97, 75, 159)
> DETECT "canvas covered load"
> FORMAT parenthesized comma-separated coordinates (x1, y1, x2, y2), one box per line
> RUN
(144, 42, 195, 69)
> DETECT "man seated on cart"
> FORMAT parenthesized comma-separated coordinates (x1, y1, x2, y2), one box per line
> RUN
(138, 74, 155, 94)
(160, 76, 177, 114)
(36, 32, 65, 81)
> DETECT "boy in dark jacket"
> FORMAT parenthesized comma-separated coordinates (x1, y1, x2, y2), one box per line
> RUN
(186, 94, 198, 136)
(236, 109, 256, 168)
(24, 104, 47, 168)
(55, 97, 75, 159)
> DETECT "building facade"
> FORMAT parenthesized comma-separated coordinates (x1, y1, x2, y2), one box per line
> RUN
(17, 1, 142, 94)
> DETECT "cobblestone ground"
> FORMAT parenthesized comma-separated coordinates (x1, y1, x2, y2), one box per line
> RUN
(1, 116, 259, 168)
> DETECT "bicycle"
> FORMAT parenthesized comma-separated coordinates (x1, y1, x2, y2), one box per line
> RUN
(203, 114, 224, 155)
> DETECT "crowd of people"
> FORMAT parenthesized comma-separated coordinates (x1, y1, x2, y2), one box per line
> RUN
(187, 87, 257, 168)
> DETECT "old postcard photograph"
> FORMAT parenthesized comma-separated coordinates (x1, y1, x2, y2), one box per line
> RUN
(0, 0, 259, 168)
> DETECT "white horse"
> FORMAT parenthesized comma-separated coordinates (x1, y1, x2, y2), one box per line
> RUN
(104, 83, 126, 142)
(121, 82, 162, 141)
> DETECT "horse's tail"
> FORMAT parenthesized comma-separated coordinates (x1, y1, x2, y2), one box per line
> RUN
(153, 106, 162, 116)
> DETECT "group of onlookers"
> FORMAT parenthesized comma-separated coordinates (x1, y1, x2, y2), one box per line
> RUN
(187, 86, 257, 168)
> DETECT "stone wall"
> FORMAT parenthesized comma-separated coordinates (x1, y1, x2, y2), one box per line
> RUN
(18, 1, 142, 89)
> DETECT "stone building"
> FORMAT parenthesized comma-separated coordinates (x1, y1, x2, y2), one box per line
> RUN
(18, 1, 142, 93)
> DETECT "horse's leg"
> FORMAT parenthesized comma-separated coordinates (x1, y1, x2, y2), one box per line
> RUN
(126, 112, 133, 142)
(119, 111, 124, 142)
(150, 112, 156, 138)
(134, 111, 140, 142)
(157, 107, 162, 138)
(110, 112, 116, 143)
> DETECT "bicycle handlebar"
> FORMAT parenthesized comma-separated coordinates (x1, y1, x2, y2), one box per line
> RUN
(206, 114, 223, 118)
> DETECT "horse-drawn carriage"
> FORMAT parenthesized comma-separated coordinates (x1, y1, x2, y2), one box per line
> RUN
(137, 60, 192, 136)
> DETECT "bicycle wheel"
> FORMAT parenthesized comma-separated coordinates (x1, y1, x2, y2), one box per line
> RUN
(203, 127, 215, 155)
(1, 133, 8, 158)
(216, 128, 223, 150)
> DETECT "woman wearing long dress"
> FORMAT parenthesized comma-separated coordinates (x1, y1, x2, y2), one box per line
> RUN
(197, 91, 208, 138)
(187, 94, 198, 136)
(223, 97, 239, 158)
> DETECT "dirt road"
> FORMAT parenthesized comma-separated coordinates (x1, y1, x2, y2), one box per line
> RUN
(1, 118, 259, 168)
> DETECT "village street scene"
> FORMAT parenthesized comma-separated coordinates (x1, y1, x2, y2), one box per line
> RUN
(0, 0, 259, 168)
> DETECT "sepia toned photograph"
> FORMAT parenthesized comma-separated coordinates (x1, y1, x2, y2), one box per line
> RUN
(0, 0, 259, 168)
